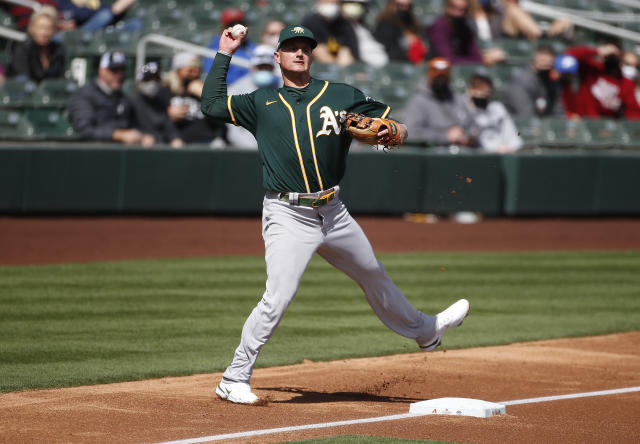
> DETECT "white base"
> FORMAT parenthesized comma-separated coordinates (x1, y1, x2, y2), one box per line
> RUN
(409, 397, 506, 418)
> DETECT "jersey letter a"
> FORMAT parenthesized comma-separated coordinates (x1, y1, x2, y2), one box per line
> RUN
(315, 106, 341, 138)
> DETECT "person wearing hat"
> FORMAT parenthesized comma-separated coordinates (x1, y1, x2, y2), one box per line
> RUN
(201, 25, 469, 405)
(403, 57, 478, 147)
(225, 44, 281, 148)
(68, 50, 155, 146)
(302, 0, 359, 66)
(202, 7, 257, 84)
(131, 62, 183, 148)
(165, 52, 226, 145)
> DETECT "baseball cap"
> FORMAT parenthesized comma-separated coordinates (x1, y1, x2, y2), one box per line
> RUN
(427, 57, 451, 79)
(554, 54, 578, 74)
(136, 62, 161, 82)
(172, 52, 200, 70)
(99, 51, 126, 70)
(276, 25, 317, 50)
(251, 44, 276, 66)
(221, 7, 244, 26)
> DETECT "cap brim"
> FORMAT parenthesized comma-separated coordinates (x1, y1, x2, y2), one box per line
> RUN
(277, 36, 317, 50)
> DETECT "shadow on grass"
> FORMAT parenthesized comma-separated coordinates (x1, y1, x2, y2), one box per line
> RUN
(258, 386, 424, 404)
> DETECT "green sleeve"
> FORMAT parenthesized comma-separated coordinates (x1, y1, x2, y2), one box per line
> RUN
(347, 87, 398, 122)
(201, 53, 257, 133)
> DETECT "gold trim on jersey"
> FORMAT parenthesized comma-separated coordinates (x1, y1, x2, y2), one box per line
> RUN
(278, 93, 311, 193)
(381, 106, 391, 119)
(227, 96, 238, 126)
(305, 81, 329, 191)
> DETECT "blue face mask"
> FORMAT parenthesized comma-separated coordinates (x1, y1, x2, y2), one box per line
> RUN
(253, 70, 276, 88)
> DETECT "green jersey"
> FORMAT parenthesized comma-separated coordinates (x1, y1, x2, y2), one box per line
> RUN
(202, 53, 394, 193)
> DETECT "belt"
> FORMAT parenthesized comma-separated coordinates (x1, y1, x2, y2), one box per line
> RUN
(279, 189, 336, 207)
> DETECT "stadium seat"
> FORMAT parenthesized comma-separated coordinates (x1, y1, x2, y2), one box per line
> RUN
(513, 116, 543, 147)
(0, 109, 35, 140)
(0, 78, 39, 107)
(33, 78, 80, 107)
(24, 109, 78, 140)
(539, 117, 590, 148)
(618, 121, 640, 149)
(582, 119, 629, 149)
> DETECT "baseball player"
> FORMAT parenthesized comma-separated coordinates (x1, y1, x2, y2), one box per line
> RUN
(201, 24, 470, 404)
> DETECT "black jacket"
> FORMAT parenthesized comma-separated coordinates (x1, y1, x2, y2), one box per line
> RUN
(9, 37, 65, 82)
(131, 87, 181, 143)
(68, 79, 140, 141)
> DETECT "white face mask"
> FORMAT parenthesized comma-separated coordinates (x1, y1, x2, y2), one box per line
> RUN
(622, 64, 638, 80)
(342, 3, 365, 21)
(317, 2, 340, 20)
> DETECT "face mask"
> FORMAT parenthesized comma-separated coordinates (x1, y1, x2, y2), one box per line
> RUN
(449, 16, 466, 27)
(138, 81, 160, 98)
(431, 77, 451, 100)
(253, 70, 276, 88)
(622, 64, 638, 80)
(395, 9, 412, 23)
(471, 96, 489, 109)
(317, 2, 340, 20)
(604, 55, 621, 72)
(537, 69, 551, 83)
(342, 2, 365, 21)
(263, 35, 279, 48)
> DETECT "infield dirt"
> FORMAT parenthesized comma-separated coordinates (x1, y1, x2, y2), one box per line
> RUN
(1, 216, 639, 443)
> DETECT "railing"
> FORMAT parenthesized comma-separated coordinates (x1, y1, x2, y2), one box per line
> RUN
(0, 24, 26, 42)
(521, 0, 640, 43)
(0, 0, 42, 11)
(135, 33, 250, 73)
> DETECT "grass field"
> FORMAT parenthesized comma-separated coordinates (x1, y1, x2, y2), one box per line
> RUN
(1, 251, 639, 393)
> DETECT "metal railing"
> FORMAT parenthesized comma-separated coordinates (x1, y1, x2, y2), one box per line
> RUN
(135, 33, 250, 73)
(521, 0, 640, 44)
(0, 24, 26, 42)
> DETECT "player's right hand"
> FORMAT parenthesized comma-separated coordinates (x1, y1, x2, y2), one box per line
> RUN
(219, 26, 247, 55)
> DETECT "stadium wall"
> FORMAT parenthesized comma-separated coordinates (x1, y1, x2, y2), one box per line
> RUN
(1, 146, 639, 215)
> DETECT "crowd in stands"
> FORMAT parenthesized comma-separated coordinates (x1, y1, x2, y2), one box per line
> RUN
(2, 0, 640, 150)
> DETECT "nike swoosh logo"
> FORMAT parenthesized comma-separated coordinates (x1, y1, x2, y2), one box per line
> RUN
(265, 100, 277, 106)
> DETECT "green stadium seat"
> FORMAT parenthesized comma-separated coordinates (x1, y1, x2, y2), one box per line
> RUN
(618, 121, 640, 149)
(539, 117, 590, 148)
(0, 78, 39, 107)
(0, 110, 35, 140)
(581, 119, 629, 149)
(24, 109, 78, 140)
(33, 78, 80, 107)
(513, 116, 543, 147)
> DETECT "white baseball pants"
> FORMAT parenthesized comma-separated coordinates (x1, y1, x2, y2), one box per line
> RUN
(221, 188, 438, 385)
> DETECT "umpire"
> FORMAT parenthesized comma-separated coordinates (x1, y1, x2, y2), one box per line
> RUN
(202, 24, 469, 404)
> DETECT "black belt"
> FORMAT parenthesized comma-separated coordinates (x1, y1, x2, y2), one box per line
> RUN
(279, 190, 336, 207)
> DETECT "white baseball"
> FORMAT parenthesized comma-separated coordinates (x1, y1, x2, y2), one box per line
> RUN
(231, 24, 246, 38)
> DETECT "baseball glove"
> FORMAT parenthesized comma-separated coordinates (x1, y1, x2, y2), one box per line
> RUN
(342, 112, 402, 147)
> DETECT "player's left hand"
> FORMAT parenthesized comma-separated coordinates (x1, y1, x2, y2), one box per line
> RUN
(378, 123, 407, 146)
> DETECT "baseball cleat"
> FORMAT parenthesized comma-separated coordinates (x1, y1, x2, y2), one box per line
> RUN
(419, 298, 470, 352)
(216, 381, 259, 404)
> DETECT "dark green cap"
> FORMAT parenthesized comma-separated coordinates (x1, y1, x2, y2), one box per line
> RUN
(276, 25, 317, 50)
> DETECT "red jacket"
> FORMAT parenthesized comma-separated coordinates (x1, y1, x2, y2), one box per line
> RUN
(565, 46, 640, 119)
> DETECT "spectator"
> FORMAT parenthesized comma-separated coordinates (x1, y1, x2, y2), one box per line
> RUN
(259, 19, 285, 48)
(468, 0, 504, 42)
(0, 0, 57, 31)
(202, 8, 256, 84)
(500, 0, 572, 41)
(0, 64, 5, 86)
(302, 0, 359, 66)
(68, 51, 155, 146)
(403, 57, 478, 147)
(466, 72, 522, 153)
(131, 62, 183, 148)
(374, 0, 427, 64)
(165, 52, 226, 145)
(226, 45, 279, 149)
(427, 0, 505, 65)
(57, 0, 139, 32)
(553, 54, 580, 119)
(502, 45, 565, 118)
(8, 5, 65, 82)
(622, 50, 639, 81)
(565, 41, 640, 119)
(342, 0, 389, 68)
